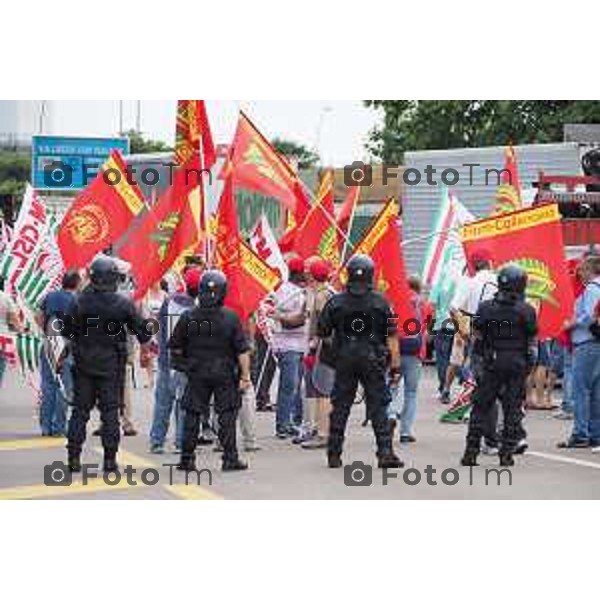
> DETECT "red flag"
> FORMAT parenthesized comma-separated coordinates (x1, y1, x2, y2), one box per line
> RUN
(277, 180, 311, 254)
(290, 171, 340, 266)
(214, 176, 281, 319)
(227, 111, 303, 213)
(175, 100, 216, 170)
(119, 155, 204, 299)
(338, 186, 361, 232)
(350, 198, 415, 323)
(461, 203, 574, 338)
(492, 144, 521, 215)
(58, 151, 146, 269)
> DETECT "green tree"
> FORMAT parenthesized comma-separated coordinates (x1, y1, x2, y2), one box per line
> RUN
(271, 137, 320, 169)
(364, 100, 600, 163)
(125, 129, 172, 154)
(0, 151, 30, 197)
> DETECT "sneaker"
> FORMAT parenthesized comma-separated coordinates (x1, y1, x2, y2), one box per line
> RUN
(399, 435, 417, 444)
(276, 431, 289, 439)
(591, 446, 600, 454)
(149, 444, 164, 454)
(243, 444, 262, 452)
(301, 435, 328, 449)
(552, 409, 574, 420)
(122, 427, 138, 437)
(292, 427, 316, 445)
(481, 440, 499, 456)
(499, 453, 515, 467)
(439, 390, 451, 405)
(557, 438, 589, 449)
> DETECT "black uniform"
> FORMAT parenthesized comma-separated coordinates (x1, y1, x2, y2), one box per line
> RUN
(66, 289, 151, 461)
(169, 305, 249, 466)
(317, 290, 396, 460)
(465, 294, 537, 459)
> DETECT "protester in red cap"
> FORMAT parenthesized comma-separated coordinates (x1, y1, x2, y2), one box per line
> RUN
(269, 255, 310, 438)
(298, 257, 336, 448)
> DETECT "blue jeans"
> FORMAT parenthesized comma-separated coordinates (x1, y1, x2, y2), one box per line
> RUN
(275, 350, 303, 434)
(561, 349, 574, 414)
(434, 332, 453, 393)
(149, 368, 186, 449)
(571, 342, 600, 443)
(387, 355, 422, 436)
(39, 351, 72, 435)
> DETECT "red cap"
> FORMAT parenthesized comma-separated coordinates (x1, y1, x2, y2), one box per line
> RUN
(287, 257, 305, 275)
(309, 259, 331, 282)
(469, 249, 493, 267)
(183, 267, 203, 292)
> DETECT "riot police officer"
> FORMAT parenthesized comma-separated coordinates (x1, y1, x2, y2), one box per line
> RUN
(66, 256, 152, 472)
(461, 265, 538, 467)
(317, 254, 403, 469)
(169, 269, 251, 472)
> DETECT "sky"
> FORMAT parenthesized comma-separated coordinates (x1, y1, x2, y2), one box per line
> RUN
(45, 100, 380, 167)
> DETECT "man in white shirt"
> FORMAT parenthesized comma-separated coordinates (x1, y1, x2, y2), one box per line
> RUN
(441, 250, 497, 400)
(0, 277, 23, 388)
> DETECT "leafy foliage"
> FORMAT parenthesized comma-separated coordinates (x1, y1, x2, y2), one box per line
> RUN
(364, 101, 600, 163)
(0, 151, 30, 197)
(125, 129, 172, 155)
(271, 137, 320, 170)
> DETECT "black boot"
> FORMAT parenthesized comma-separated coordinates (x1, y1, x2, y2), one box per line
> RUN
(222, 457, 248, 472)
(103, 454, 119, 472)
(328, 453, 343, 468)
(461, 449, 479, 467)
(177, 454, 196, 471)
(499, 452, 515, 467)
(68, 453, 82, 473)
(378, 452, 404, 469)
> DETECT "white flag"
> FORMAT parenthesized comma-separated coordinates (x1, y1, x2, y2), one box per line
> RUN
(249, 215, 288, 280)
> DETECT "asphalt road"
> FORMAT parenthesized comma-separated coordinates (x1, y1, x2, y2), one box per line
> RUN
(1, 366, 600, 500)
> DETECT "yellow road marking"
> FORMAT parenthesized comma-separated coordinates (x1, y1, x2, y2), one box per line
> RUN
(167, 484, 223, 500)
(0, 437, 65, 451)
(0, 478, 134, 500)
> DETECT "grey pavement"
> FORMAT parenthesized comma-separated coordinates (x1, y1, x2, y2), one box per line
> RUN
(1, 366, 600, 499)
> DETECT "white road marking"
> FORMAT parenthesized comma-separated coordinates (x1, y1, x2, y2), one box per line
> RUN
(528, 451, 600, 470)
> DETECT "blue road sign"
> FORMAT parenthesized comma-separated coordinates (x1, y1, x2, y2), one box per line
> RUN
(32, 135, 130, 190)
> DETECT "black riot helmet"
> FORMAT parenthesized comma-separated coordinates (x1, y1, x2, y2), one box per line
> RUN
(346, 254, 375, 296)
(89, 256, 120, 292)
(497, 264, 528, 301)
(199, 269, 228, 308)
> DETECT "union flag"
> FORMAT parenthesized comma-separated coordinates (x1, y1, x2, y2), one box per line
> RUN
(119, 155, 204, 299)
(290, 170, 340, 266)
(214, 175, 281, 320)
(57, 151, 146, 269)
(226, 111, 305, 213)
(461, 203, 574, 337)
(175, 100, 216, 170)
(491, 143, 521, 215)
(349, 198, 415, 324)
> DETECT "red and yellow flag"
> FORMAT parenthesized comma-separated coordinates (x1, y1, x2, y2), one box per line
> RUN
(492, 144, 521, 215)
(290, 170, 340, 266)
(58, 151, 146, 269)
(226, 111, 304, 213)
(337, 186, 361, 234)
(175, 100, 216, 170)
(461, 203, 574, 337)
(215, 176, 281, 320)
(350, 198, 415, 323)
(119, 154, 204, 299)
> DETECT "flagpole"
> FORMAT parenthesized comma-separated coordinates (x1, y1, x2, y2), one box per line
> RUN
(340, 190, 359, 264)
